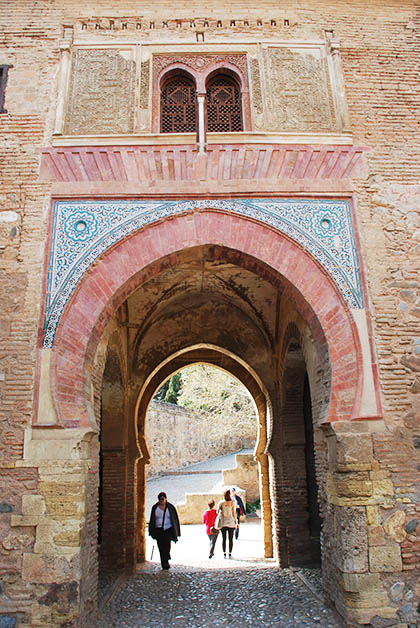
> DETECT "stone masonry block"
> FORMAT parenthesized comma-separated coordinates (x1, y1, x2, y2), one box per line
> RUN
(384, 511, 407, 543)
(45, 498, 83, 518)
(328, 471, 373, 498)
(22, 495, 45, 516)
(369, 545, 403, 572)
(333, 432, 374, 472)
(22, 552, 81, 583)
(38, 481, 85, 498)
(367, 506, 379, 525)
(372, 478, 394, 499)
(335, 506, 369, 572)
(342, 572, 383, 593)
(368, 525, 386, 546)
(34, 523, 81, 555)
(344, 604, 398, 625)
(11, 515, 47, 527)
(345, 589, 390, 609)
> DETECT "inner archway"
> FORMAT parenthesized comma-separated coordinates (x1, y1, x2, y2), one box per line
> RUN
(133, 344, 274, 563)
(144, 362, 262, 562)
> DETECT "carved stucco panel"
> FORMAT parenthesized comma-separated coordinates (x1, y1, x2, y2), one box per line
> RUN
(249, 56, 264, 129)
(139, 59, 151, 109)
(266, 47, 337, 132)
(65, 49, 136, 135)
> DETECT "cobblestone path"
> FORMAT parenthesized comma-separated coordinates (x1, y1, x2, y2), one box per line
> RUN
(97, 564, 343, 628)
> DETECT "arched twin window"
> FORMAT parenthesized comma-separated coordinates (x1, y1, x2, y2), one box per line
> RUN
(160, 71, 243, 134)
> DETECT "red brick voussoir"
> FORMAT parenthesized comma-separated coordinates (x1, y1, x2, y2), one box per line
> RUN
(49, 210, 361, 428)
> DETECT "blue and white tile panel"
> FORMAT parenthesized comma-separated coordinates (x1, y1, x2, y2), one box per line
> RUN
(43, 198, 363, 347)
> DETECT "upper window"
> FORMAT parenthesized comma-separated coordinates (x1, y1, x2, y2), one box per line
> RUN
(206, 74, 243, 133)
(160, 74, 197, 133)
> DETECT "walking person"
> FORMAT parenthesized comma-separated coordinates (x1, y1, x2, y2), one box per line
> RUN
(217, 489, 238, 558)
(202, 499, 219, 558)
(148, 491, 181, 570)
(231, 487, 246, 539)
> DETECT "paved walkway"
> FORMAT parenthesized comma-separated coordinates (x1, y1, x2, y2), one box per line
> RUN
(98, 521, 344, 627)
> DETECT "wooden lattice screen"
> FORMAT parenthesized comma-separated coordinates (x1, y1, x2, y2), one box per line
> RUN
(206, 75, 243, 132)
(160, 76, 197, 133)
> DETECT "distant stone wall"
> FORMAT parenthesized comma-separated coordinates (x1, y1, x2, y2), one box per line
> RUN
(145, 401, 255, 478)
(176, 486, 247, 525)
(222, 453, 259, 503)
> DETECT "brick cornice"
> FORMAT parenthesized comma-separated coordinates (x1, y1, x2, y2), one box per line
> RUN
(40, 142, 366, 183)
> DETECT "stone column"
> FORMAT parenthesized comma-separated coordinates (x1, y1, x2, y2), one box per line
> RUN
(255, 399, 273, 558)
(326, 37, 351, 134)
(256, 451, 273, 558)
(196, 93, 207, 154)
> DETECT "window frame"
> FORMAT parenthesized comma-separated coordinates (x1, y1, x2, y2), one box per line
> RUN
(205, 71, 243, 133)
(159, 70, 198, 134)
(0, 65, 11, 114)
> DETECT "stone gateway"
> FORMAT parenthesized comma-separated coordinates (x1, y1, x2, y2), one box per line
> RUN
(0, 1, 419, 627)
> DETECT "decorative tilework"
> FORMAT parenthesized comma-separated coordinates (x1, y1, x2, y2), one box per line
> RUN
(43, 199, 363, 347)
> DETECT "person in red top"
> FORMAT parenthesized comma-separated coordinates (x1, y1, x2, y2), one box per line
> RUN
(202, 499, 219, 558)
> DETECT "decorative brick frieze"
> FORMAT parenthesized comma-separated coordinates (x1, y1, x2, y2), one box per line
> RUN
(40, 143, 365, 183)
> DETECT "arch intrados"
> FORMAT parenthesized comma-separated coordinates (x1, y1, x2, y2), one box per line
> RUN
(204, 64, 243, 89)
(159, 66, 198, 90)
(281, 322, 305, 362)
(49, 211, 361, 428)
(131, 290, 274, 369)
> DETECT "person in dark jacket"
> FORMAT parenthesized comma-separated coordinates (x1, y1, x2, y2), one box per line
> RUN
(149, 492, 181, 569)
(231, 487, 246, 539)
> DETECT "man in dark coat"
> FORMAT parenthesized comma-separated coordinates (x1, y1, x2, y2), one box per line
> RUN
(148, 492, 181, 569)
(231, 487, 246, 539)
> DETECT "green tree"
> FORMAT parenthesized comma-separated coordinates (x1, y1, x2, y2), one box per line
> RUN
(164, 372, 182, 405)
(153, 379, 169, 401)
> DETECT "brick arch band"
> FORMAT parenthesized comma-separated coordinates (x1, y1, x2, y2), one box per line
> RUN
(48, 210, 362, 429)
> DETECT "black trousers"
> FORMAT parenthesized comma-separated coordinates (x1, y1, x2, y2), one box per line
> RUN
(207, 531, 218, 557)
(155, 527, 173, 568)
(221, 526, 234, 554)
(235, 508, 242, 539)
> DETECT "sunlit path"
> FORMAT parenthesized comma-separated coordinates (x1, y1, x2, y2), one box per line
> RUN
(145, 520, 269, 569)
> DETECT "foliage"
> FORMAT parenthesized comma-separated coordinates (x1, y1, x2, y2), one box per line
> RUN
(176, 364, 257, 442)
(154, 372, 183, 404)
(246, 498, 261, 514)
(153, 379, 169, 401)
(164, 372, 182, 404)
